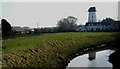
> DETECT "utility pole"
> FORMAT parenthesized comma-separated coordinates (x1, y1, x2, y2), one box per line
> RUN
(37, 22, 39, 28)
(118, 1, 120, 20)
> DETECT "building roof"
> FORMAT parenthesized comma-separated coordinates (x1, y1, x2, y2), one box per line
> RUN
(88, 7, 96, 12)
(75, 25, 86, 29)
(12, 26, 23, 32)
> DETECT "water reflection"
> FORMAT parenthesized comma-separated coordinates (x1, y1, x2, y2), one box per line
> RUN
(67, 49, 114, 67)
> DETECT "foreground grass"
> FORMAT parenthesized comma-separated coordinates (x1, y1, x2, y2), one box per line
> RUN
(2, 32, 115, 68)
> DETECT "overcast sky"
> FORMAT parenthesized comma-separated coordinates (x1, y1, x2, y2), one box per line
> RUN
(2, 2, 118, 28)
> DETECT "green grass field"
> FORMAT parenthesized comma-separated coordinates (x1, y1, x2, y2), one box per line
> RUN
(2, 32, 115, 68)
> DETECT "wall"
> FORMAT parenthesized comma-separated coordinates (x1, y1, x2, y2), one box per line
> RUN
(86, 25, 103, 31)
(88, 12, 97, 22)
(76, 26, 86, 32)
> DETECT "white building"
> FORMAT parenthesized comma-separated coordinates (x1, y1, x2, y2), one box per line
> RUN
(75, 25, 86, 32)
(86, 7, 119, 32)
(76, 7, 120, 32)
(86, 7, 99, 31)
(86, 21, 119, 32)
(88, 7, 97, 22)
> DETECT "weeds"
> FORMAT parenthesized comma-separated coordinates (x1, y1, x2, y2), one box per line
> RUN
(2, 32, 115, 68)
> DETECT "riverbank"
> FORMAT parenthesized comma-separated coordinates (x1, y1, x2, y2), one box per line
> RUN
(2, 32, 116, 69)
(67, 49, 114, 67)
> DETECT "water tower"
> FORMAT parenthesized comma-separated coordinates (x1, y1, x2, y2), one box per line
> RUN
(88, 7, 97, 22)
(88, 52, 96, 60)
(88, 7, 97, 60)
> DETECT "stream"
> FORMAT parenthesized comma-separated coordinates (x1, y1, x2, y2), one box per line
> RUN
(66, 49, 114, 69)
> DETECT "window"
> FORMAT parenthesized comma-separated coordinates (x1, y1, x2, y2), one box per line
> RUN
(91, 28, 93, 31)
(111, 28, 112, 30)
(92, 16, 93, 18)
(106, 28, 109, 30)
(105, 25, 108, 27)
(96, 28, 100, 31)
(92, 20, 93, 22)
(96, 28, 98, 30)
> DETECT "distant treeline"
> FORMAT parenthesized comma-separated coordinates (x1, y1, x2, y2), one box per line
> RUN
(1, 16, 78, 38)
(1, 16, 120, 38)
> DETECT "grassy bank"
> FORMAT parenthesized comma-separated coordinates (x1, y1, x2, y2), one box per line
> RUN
(2, 32, 115, 68)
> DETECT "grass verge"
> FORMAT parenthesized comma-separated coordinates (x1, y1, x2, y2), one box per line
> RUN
(2, 32, 115, 68)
